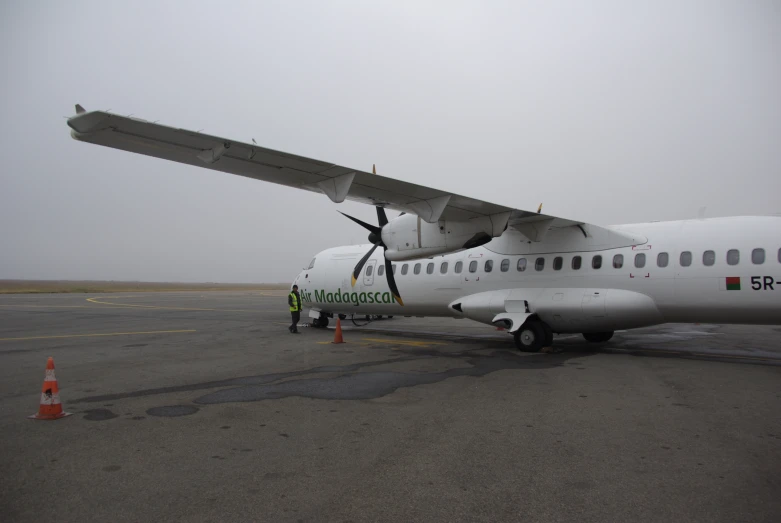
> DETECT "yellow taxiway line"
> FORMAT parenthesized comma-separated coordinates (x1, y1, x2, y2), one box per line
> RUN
(85, 297, 260, 313)
(0, 329, 196, 342)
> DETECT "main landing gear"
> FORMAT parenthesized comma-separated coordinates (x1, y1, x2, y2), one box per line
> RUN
(582, 332, 614, 343)
(513, 318, 553, 353)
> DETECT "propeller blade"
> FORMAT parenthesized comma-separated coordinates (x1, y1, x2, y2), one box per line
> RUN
(351, 242, 381, 286)
(338, 211, 381, 235)
(384, 256, 404, 306)
(376, 206, 388, 227)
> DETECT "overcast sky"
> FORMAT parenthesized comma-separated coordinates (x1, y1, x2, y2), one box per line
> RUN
(1, 1, 779, 283)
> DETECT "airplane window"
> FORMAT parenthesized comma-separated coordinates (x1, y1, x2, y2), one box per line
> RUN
(366, 265, 373, 276)
(657, 252, 669, 267)
(572, 256, 582, 270)
(414, 263, 421, 275)
(727, 249, 739, 266)
(517, 258, 527, 272)
(401, 264, 409, 275)
(635, 253, 646, 268)
(500, 259, 510, 272)
(440, 262, 448, 274)
(680, 251, 692, 267)
(378, 265, 385, 276)
(484, 260, 493, 273)
(469, 261, 478, 273)
(613, 254, 623, 269)
(553, 257, 563, 271)
(592, 255, 602, 269)
(307, 258, 316, 269)
(535, 257, 545, 271)
(702, 250, 715, 266)
(426, 263, 435, 274)
(752, 248, 765, 265)
(455, 261, 463, 274)
(392, 264, 396, 274)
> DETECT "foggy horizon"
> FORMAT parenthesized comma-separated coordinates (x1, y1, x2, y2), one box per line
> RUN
(2, 1, 779, 283)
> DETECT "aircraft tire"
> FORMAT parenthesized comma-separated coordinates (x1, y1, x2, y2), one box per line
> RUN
(514, 321, 545, 352)
(542, 322, 553, 347)
(312, 316, 329, 329)
(582, 331, 613, 343)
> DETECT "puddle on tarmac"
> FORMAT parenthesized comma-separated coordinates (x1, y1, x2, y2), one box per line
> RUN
(146, 405, 199, 417)
(82, 409, 118, 421)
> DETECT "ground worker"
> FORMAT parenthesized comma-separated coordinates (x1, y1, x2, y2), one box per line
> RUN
(288, 285, 302, 334)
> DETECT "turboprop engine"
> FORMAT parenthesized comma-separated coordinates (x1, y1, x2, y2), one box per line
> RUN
(379, 213, 510, 261)
(338, 207, 511, 305)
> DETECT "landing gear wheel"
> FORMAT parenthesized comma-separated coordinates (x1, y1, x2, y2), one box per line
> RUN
(312, 316, 329, 329)
(582, 331, 613, 343)
(542, 322, 553, 347)
(514, 320, 546, 352)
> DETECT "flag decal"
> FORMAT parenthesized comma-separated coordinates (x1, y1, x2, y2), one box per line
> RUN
(726, 277, 741, 291)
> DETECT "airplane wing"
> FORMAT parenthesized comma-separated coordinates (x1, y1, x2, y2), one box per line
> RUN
(67, 108, 579, 235)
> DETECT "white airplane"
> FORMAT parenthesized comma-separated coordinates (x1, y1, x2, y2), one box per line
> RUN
(66, 106, 781, 352)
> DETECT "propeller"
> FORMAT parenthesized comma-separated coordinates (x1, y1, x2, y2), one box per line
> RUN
(339, 206, 404, 306)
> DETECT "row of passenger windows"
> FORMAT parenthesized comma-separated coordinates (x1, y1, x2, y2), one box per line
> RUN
(369, 248, 781, 277)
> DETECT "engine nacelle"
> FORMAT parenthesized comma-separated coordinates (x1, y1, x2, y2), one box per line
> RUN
(381, 213, 510, 261)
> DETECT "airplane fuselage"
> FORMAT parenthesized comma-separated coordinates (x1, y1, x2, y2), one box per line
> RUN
(295, 216, 781, 332)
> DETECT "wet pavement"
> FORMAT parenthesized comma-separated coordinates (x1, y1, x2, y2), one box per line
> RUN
(1, 291, 780, 522)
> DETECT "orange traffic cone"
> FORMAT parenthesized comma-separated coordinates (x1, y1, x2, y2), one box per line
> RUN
(28, 357, 71, 420)
(332, 317, 346, 344)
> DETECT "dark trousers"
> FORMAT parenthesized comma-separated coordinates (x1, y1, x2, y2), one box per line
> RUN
(290, 311, 300, 332)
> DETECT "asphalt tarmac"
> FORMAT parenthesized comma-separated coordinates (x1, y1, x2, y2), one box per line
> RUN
(1, 292, 780, 522)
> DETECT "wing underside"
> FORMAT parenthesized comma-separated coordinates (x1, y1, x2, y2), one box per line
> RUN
(67, 110, 580, 229)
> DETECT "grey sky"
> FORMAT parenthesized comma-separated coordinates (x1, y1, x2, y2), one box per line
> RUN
(1, 1, 779, 283)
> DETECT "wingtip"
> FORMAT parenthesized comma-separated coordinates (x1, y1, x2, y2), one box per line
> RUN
(372, 164, 376, 174)
(537, 203, 543, 214)
(75, 104, 86, 114)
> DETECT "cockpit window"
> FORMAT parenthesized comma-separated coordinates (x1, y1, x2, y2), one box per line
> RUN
(307, 258, 316, 269)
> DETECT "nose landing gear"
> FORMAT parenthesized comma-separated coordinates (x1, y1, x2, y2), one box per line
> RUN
(311, 315, 329, 329)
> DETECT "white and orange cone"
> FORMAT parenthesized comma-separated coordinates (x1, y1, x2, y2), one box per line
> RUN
(28, 357, 71, 420)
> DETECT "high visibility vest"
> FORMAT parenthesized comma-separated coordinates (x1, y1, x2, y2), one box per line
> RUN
(289, 292, 300, 312)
